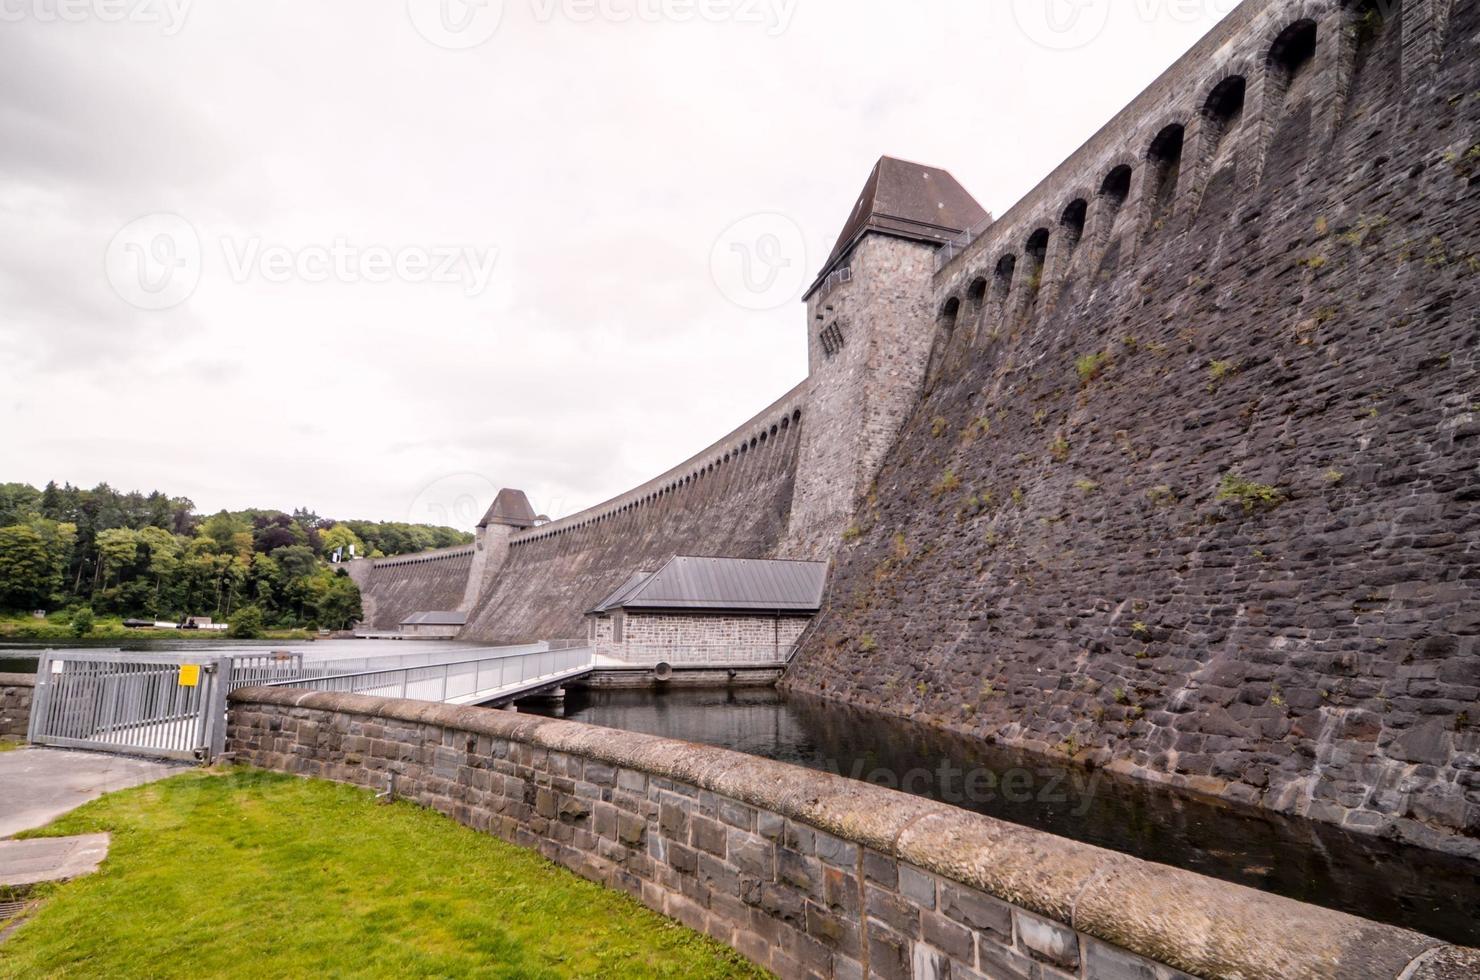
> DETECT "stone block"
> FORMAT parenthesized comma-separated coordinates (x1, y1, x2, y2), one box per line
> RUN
(939, 881, 1012, 939)
(865, 883, 920, 939)
(690, 815, 728, 857)
(1015, 909, 1081, 971)
(897, 864, 936, 908)
(920, 910, 973, 962)
(905, 942, 947, 980)
(866, 924, 912, 980)
(729, 831, 774, 879)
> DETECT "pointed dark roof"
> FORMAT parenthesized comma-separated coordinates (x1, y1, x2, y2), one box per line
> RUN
(591, 556, 828, 614)
(808, 156, 989, 296)
(479, 489, 538, 528)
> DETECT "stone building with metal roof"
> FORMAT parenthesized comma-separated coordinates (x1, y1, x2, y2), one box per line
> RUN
(586, 556, 827, 667)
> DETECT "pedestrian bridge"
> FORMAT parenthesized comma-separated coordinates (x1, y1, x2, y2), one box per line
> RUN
(27, 643, 596, 763)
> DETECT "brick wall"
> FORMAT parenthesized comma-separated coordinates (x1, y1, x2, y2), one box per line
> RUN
(594, 613, 810, 664)
(0, 672, 35, 740)
(226, 687, 1476, 980)
(786, 0, 1480, 858)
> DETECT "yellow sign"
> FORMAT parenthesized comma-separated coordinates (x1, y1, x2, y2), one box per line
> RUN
(179, 664, 201, 688)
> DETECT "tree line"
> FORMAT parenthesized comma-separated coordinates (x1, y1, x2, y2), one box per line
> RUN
(0, 481, 472, 632)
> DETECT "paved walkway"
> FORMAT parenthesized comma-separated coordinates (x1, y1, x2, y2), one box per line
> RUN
(0, 747, 183, 839)
(0, 834, 111, 887)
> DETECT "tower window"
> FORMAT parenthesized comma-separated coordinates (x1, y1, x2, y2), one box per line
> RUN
(820, 320, 846, 358)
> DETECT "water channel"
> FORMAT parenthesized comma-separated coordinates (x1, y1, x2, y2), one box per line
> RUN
(529, 686, 1480, 947)
(4, 641, 1476, 946)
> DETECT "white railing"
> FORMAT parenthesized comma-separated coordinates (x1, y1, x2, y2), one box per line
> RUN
(225, 643, 568, 692)
(599, 643, 797, 667)
(259, 646, 596, 706)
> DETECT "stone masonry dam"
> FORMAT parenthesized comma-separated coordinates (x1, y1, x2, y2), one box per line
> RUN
(350, 0, 1479, 863)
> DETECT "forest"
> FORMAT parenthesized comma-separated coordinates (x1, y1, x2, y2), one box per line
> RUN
(0, 481, 472, 634)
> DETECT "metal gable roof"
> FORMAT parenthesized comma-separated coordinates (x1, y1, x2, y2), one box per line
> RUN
(597, 556, 827, 614)
(590, 571, 654, 614)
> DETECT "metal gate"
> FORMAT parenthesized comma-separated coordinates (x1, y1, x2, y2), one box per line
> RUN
(27, 651, 228, 762)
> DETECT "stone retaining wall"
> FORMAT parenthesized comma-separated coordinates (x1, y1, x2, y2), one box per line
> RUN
(0, 672, 35, 740)
(227, 687, 1477, 980)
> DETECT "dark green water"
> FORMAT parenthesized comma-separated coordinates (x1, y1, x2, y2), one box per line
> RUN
(529, 687, 1480, 947)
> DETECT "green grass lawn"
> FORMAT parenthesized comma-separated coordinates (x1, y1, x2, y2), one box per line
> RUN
(0, 770, 767, 979)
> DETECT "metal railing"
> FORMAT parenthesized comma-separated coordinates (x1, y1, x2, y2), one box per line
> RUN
(935, 214, 996, 271)
(28, 650, 227, 761)
(260, 645, 595, 706)
(599, 643, 798, 667)
(812, 265, 853, 301)
(224, 642, 584, 692)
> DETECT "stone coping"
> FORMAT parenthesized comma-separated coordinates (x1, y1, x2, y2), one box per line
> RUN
(230, 687, 1474, 980)
(0, 674, 35, 687)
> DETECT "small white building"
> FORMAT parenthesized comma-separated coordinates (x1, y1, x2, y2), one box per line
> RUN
(587, 556, 827, 666)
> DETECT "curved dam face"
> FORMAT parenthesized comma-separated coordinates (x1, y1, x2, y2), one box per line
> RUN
(351, 0, 1478, 855)
(350, 546, 475, 632)
(462, 389, 810, 643)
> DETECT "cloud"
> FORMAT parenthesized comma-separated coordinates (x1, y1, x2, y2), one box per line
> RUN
(0, 0, 1232, 529)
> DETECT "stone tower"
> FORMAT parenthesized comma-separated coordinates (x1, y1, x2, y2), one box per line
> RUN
(785, 156, 988, 559)
(460, 488, 539, 612)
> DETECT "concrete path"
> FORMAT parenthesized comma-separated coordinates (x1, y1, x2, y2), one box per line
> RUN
(0, 748, 183, 839)
(0, 833, 110, 887)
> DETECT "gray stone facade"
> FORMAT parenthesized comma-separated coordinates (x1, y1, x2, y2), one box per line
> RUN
(226, 687, 1477, 980)
(0, 672, 34, 739)
(590, 612, 810, 665)
(785, 0, 1480, 858)
(785, 235, 944, 560)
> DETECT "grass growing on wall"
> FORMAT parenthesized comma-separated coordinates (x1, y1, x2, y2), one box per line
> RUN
(2, 770, 765, 979)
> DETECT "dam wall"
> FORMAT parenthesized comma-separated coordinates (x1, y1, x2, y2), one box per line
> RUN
(460, 385, 811, 643)
(350, 545, 476, 631)
(784, 0, 1480, 857)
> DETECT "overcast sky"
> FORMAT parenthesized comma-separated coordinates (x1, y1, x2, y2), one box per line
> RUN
(1, 0, 1237, 530)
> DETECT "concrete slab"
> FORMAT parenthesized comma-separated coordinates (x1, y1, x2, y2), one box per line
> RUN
(0, 833, 110, 887)
(0, 748, 184, 838)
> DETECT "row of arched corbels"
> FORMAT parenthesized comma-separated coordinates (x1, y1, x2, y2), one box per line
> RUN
(929, 0, 1453, 364)
(371, 546, 475, 570)
(508, 405, 806, 551)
